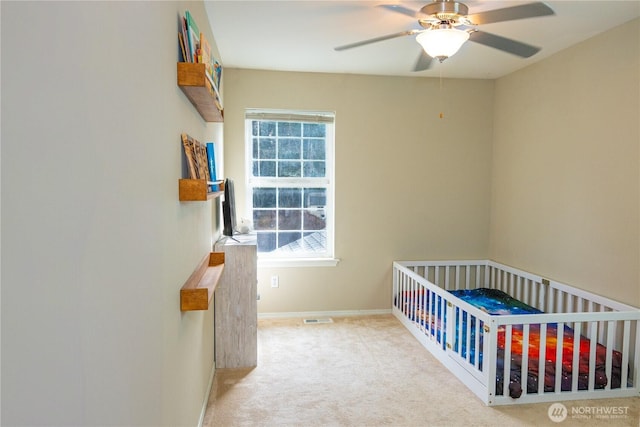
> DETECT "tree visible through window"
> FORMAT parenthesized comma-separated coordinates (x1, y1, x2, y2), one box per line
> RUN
(245, 110, 335, 260)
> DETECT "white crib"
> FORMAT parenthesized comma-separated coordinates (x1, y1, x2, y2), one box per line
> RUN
(392, 260, 640, 405)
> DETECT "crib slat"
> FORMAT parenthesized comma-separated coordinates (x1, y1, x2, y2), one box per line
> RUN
(474, 316, 481, 369)
(440, 295, 447, 347)
(521, 324, 530, 397)
(538, 323, 547, 394)
(605, 321, 615, 390)
(538, 284, 545, 313)
(466, 311, 472, 362)
(621, 320, 630, 389)
(599, 304, 606, 345)
(430, 292, 436, 340)
(588, 321, 597, 391)
(446, 299, 454, 352)
(456, 305, 462, 353)
(555, 322, 564, 392)
(419, 285, 426, 332)
(571, 322, 581, 391)
(504, 325, 512, 397)
(516, 276, 523, 303)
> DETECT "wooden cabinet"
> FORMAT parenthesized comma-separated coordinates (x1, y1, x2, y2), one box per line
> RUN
(177, 62, 223, 122)
(214, 235, 258, 368)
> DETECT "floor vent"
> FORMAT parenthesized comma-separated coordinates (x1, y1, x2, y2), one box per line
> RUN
(303, 318, 333, 324)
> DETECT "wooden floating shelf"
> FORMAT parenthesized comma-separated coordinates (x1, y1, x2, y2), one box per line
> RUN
(180, 252, 225, 311)
(177, 62, 223, 122)
(179, 179, 224, 201)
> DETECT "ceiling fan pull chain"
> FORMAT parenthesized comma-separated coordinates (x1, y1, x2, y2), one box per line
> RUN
(439, 67, 445, 119)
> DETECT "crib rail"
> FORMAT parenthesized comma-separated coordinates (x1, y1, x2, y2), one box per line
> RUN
(489, 311, 640, 404)
(393, 260, 640, 405)
(393, 261, 493, 400)
(485, 261, 637, 314)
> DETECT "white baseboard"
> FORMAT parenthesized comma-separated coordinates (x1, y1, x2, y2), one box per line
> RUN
(197, 361, 216, 427)
(258, 308, 391, 319)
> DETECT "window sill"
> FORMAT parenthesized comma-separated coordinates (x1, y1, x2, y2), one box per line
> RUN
(258, 257, 340, 268)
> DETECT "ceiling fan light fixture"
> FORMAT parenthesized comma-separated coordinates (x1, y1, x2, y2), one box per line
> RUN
(416, 28, 470, 62)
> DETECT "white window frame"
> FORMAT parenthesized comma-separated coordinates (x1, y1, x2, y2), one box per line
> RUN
(245, 109, 338, 267)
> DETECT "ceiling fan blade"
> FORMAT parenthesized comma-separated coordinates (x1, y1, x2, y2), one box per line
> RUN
(413, 50, 433, 72)
(467, 2, 554, 25)
(469, 30, 541, 58)
(334, 30, 418, 51)
(378, 4, 420, 18)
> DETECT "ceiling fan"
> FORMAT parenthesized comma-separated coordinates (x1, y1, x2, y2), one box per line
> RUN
(334, 1, 555, 71)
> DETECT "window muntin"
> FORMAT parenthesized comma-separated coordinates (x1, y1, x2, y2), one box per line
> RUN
(246, 110, 334, 260)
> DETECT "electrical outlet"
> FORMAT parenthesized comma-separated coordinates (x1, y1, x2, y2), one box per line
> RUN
(271, 275, 279, 288)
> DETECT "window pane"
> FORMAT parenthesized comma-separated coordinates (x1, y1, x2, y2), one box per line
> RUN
(254, 161, 276, 177)
(304, 188, 326, 208)
(257, 233, 277, 252)
(259, 121, 276, 136)
(278, 188, 302, 208)
(278, 161, 301, 177)
(303, 161, 325, 177)
(253, 188, 277, 208)
(278, 232, 302, 248)
(278, 210, 301, 230)
(303, 123, 325, 137)
(278, 122, 301, 137)
(303, 139, 325, 160)
(303, 210, 326, 230)
(253, 210, 276, 230)
(258, 138, 276, 159)
(252, 120, 259, 136)
(302, 231, 326, 252)
(278, 138, 301, 160)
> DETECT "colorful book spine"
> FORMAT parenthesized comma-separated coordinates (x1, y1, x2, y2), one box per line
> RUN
(185, 10, 200, 63)
(199, 32, 212, 74)
(181, 17, 191, 62)
(206, 142, 218, 192)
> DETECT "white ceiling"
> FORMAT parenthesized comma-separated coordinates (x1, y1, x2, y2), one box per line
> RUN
(204, 0, 640, 79)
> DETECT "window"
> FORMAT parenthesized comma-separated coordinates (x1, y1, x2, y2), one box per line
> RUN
(245, 109, 336, 266)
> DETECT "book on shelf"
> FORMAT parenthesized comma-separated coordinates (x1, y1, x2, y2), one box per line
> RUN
(178, 32, 187, 63)
(181, 134, 211, 183)
(213, 60, 222, 90)
(206, 142, 218, 192)
(199, 32, 212, 75)
(204, 72, 223, 111)
(180, 16, 191, 62)
(185, 10, 200, 63)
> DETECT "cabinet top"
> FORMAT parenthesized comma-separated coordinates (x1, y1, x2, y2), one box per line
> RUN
(218, 234, 257, 246)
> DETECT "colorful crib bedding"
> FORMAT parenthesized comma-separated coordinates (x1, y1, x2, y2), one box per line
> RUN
(402, 288, 623, 399)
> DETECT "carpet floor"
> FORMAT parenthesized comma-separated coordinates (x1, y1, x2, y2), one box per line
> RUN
(203, 314, 639, 427)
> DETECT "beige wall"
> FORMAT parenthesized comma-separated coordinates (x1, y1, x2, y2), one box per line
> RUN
(490, 18, 640, 306)
(223, 70, 494, 313)
(2, 1, 222, 425)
